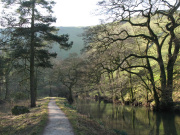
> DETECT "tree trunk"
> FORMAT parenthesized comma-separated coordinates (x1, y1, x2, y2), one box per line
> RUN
(146, 50, 160, 109)
(160, 36, 180, 110)
(129, 72, 134, 102)
(160, 58, 174, 110)
(120, 90, 125, 104)
(0, 79, 2, 99)
(68, 87, 73, 104)
(49, 81, 52, 97)
(110, 72, 115, 103)
(30, 0, 36, 107)
(4, 73, 9, 100)
(146, 90, 148, 104)
(34, 68, 37, 100)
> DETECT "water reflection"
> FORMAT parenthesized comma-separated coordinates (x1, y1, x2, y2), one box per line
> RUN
(75, 99, 180, 135)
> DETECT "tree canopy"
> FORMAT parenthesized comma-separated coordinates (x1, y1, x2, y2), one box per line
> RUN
(0, 0, 73, 107)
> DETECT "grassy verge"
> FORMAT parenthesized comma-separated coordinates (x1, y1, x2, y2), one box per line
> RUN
(0, 97, 49, 135)
(55, 97, 117, 135)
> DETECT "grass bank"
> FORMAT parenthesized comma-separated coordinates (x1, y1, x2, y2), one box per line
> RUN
(0, 97, 49, 135)
(55, 97, 117, 135)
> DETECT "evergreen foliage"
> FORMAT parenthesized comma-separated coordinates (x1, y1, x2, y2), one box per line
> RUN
(0, 0, 72, 107)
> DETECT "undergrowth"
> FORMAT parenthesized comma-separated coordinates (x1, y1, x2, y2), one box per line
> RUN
(0, 97, 49, 135)
(55, 97, 117, 135)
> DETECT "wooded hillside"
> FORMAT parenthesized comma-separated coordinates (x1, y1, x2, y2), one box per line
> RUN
(50, 27, 84, 59)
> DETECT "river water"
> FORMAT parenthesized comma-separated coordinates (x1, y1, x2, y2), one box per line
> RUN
(74, 99, 180, 135)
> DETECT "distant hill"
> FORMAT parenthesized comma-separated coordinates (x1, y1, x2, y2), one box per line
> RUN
(50, 27, 85, 59)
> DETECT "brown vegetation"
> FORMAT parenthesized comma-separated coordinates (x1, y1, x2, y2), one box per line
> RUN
(0, 97, 49, 135)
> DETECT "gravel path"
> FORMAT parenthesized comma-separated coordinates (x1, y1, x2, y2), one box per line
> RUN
(43, 98, 74, 135)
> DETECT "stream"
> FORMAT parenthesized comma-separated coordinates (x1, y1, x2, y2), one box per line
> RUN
(74, 99, 180, 135)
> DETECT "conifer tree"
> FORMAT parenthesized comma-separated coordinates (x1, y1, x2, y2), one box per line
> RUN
(1, 0, 72, 107)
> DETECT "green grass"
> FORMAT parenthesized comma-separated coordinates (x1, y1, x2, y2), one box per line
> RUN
(55, 97, 117, 135)
(0, 97, 49, 135)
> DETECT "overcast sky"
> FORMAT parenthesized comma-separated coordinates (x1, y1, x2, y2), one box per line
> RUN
(0, 0, 103, 27)
(53, 0, 102, 27)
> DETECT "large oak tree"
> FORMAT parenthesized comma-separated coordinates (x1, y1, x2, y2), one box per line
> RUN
(96, 0, 180, 110)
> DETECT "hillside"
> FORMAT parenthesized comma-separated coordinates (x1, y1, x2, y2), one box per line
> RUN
(79, 12, 180, 110)
(50, 27, 85, 59)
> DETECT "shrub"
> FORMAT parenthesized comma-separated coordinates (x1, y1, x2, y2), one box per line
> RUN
(11, 106, 30, 115)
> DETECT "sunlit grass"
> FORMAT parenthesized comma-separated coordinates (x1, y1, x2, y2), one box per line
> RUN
(55, 97, 117, 135)
(0, 97, 49, 135)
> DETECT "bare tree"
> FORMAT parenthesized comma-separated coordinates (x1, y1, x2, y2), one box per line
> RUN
(96, 0, 180, 110)
(56, 54, 82, 104)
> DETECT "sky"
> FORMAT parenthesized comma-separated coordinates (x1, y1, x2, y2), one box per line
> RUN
(52, 0, 102, 27)
(0, 0, 103, 28)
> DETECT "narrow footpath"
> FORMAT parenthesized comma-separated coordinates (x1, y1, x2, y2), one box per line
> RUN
(43, 98, 74, 135)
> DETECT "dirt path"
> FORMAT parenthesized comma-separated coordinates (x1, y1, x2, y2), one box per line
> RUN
(43, 98, 74, 135)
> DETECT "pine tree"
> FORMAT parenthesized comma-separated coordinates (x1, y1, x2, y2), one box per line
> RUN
(1, 0, 73, 107)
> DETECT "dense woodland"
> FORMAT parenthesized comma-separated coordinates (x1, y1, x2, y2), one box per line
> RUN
(0, 0, 180, 111)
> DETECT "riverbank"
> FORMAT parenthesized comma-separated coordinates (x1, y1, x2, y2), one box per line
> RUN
(92, 94, 180, 112)
(59, 98, 180, 135)
(55, 97, 117, 135)
(0, 97, 49, 135)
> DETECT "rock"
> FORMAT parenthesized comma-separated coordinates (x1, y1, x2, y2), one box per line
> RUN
(11, 106, 30, 115)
